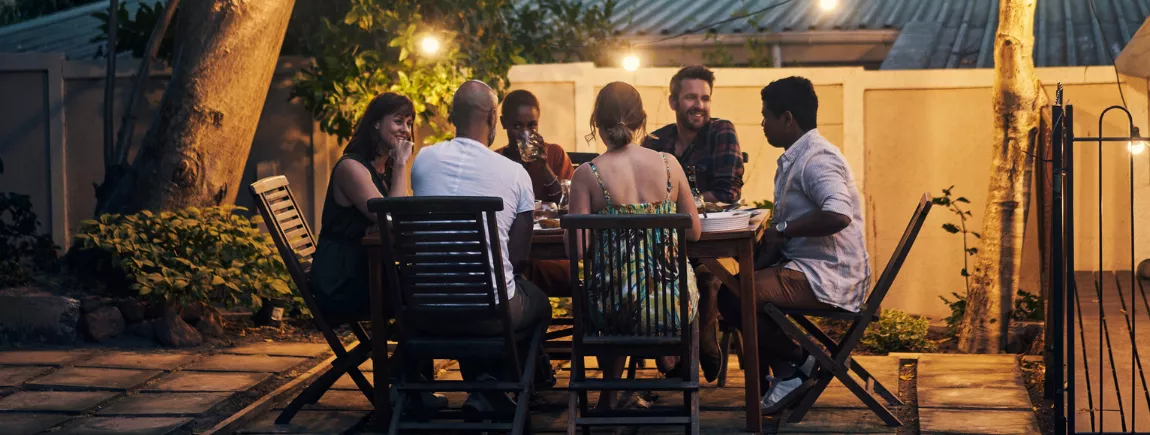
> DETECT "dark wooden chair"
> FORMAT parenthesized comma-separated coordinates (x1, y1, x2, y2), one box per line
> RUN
(567, 152, 599, 168)
(248, 176, 375, 424)
(763, 193, 932, 426)
(368, 196, 546, 435)
(563, 214, 699, 435)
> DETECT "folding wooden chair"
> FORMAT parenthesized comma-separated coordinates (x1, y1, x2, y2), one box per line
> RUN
(761, 193, 932, 426)
(249, 176, 375, 424)
(563, 214, 700, 435)
(369, 196, 547, 435)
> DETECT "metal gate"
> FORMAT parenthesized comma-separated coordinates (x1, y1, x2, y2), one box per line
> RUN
(1049, 85, 1149, 435)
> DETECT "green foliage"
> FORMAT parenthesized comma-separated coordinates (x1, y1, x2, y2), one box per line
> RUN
(91, 1, 175, 61)
(74, 206, 306, 314)
(860, 309, 937, 353)
(292, 0, 618, 143)
(1012, 289, 1044, 321)
(938, 291, 967, 337)
(932, 186, 980, 287)
(0, 0, 97, 26)
(0, 156, 58, 288)
(549, 296, 571, 318)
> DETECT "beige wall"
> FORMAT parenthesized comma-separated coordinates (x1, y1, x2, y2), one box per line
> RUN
(509, 63, 1150, 318)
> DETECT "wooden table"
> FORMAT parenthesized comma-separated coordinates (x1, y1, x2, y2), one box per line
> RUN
(363, 214, 769, 433)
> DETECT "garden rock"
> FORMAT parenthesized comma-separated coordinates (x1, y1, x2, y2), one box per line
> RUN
(84, 307, 125, 342)
(180, 302, 206, 325)
(0, 287, 79, 344)
(80, 296, 108, 314)
(1007, 321, 1044, 354)
(127, 320, 157, 339)
(117, 299, 147, 323)
(196, 309, 225, 338)
(154, 313, 202, 347)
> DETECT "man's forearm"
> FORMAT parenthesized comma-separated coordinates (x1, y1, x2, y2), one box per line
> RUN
(780, 209, 851, 238)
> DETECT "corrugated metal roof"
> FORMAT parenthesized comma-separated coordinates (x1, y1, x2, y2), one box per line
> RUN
(2, 0, 1148, 68)
(0, 0, 143, 60)
(603, 0, 1150, 68)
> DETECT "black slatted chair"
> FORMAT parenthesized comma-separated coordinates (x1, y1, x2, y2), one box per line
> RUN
(764, 193, 932, 426)
(567, 152, 599, 169)
(368, 196, 546, 435)
(563, 214, 699, 435)
(249, 176, 375, 424)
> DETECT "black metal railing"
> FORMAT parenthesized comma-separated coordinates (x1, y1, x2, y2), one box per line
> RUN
(1049, 89, 1149, 435)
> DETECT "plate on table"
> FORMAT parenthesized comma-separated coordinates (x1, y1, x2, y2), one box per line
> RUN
(700, 211, 751, 232)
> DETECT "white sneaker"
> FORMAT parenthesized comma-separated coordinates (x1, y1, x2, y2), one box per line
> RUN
(798, 355, 816, 377)
(761, 374, 804, 410)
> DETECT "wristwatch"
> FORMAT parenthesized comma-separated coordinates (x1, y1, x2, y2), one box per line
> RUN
(775, 221, 788, 238)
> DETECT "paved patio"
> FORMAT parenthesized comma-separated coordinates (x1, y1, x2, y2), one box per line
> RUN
(0, 342, 329, 435)
(236, 353, 1041, 434)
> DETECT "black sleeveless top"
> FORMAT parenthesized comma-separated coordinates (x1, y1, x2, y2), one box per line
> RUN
(308, 153, 387, 321)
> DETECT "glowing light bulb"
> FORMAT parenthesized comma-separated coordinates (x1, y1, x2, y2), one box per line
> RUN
(622, 55, 640, 71)
(420, 36, 440, 55)
(820, 0, 838, 11)
(1130, 141, 1147, 155)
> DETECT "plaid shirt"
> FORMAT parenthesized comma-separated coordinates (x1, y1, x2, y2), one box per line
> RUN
(641, 119, 744, 203)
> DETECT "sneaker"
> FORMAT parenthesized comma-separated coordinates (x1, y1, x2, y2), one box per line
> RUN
(797, 354, 816, 377)
(760, 373, 807, 414)
(389, 387, 448, 411)
(462, 374, 517, 415)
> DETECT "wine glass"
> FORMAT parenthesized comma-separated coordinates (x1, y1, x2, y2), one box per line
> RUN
(517, 131, 543, 163)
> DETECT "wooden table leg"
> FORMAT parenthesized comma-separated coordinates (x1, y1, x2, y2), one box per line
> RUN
(368, 249, 390, 430)
(738, 239, 762, 433)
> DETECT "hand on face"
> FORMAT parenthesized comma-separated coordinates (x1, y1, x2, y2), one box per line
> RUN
(376, 113, 414, 162)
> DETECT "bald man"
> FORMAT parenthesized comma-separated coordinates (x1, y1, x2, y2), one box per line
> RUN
(410, 81, 552, 411)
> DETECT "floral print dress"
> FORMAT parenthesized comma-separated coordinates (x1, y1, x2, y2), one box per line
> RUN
(583, 153, 698, 335)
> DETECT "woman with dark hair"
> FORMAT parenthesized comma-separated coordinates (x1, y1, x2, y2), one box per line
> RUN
(567, 81, 702, 410)
(310, 92, 415, 323)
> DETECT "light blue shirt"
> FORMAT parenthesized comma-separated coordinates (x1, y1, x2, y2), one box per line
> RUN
(774, 129, 870, 312)
(411, 137, 536, 299)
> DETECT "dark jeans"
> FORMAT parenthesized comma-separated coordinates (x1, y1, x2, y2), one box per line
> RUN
(717, 266, 834, 379)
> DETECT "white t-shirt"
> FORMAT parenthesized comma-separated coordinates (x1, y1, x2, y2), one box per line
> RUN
(411, 137, 536, 300)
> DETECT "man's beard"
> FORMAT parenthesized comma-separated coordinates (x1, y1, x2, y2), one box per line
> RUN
(677, 108, 709, 131)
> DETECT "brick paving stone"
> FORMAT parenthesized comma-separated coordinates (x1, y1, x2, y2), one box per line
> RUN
(776, 408, 897, 433)
(0, 350, 90, 366)
(27, 367, 162, 391)
(78, 352, 196, 371)
(238, 409, 367, 434)
(919, 409, 1040, 434)
(331, 373, 374, 391)
(143, 371, 270, 392)
(185, 354, 307, 373)
(225, 342, 328, 358)
(0, 365, 52, 386)
(305, 390, 373, 411)
(97, 392, 232, 416)
(57, 417, 192, 435)
(0, 391, 120, 412)
(917, 386, 1033, 410)
(0, 413, 72, 435)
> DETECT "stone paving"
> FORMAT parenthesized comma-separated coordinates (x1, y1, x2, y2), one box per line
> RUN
(236, 353, 1041, 434)
(0, 342, 328, 435)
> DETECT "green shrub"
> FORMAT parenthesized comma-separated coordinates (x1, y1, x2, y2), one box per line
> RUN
(860, 309, 936, 353)
(1012, 289, 1044, 321)
(0, 157, 57, 288)
(74, 205, 305, 314)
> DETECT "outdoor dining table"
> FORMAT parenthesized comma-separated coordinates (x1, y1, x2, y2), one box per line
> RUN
(362, 212, 770, 433)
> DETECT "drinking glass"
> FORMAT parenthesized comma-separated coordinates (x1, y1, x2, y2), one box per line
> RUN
(517, 131, 544, 163)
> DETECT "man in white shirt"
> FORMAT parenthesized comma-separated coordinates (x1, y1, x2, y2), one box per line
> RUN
(410, 80, 552, 410)
(717, 76, 870, 413)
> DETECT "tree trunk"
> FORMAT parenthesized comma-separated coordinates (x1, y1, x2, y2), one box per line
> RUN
(96, 0, 296, 215)
(957, 0, 1047, 353)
